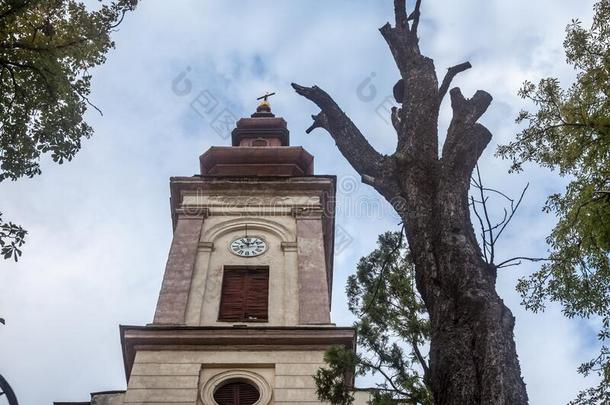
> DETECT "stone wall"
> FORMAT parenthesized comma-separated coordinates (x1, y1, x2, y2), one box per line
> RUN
(122, 349, 370, 404)
(186, 215, 301, 327)
(163, 184, 334, 327)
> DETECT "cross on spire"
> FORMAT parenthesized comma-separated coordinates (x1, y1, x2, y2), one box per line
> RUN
(257, 92, 276, 102)
(253, 91, 276, 116)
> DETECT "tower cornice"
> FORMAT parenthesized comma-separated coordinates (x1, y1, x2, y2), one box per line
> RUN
(120, 325, 356, 382)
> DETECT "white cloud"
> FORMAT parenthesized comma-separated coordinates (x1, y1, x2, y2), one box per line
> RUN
(0, 1, 599, 404)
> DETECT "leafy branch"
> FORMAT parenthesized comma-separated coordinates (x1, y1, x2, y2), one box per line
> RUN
(0, 0, 137, 261)
(0, 212, 26, 261)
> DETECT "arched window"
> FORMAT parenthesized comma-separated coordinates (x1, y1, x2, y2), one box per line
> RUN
(213, 380, 260, 405)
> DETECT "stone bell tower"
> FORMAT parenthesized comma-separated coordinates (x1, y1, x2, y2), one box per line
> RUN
(99, 98, 357, 405)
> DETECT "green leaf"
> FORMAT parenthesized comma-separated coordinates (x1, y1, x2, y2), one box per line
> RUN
(497, 1, 610, 401)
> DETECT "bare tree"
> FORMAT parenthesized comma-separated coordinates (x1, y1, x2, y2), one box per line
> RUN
(292, 1, 528, 403)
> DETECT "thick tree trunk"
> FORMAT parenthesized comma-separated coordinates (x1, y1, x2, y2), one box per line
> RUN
(425, 256, 526, 404)
(400, 168, 527, 403)
(426, 267, 526, 404)
(292, 1, 529, 403)
(387, 149, 528, 404)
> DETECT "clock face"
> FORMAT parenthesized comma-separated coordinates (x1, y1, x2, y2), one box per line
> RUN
(230, 236, 267, 257)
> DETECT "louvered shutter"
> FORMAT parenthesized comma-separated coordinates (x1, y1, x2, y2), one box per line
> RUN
(213, 381, 260, 405)
(219, 267, 268, 322)
(218, 270, 246, 321)
(244, 268, 269, 321)
(213, 382, 235, 405)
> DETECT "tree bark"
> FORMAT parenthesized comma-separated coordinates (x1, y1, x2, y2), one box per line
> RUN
(292, 1, 528, 403)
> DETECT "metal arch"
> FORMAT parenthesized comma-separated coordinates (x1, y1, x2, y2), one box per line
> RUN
(0, 374, 18, 405)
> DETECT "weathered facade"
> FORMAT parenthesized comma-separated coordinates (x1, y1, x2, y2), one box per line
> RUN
(55, 101, 369, 405)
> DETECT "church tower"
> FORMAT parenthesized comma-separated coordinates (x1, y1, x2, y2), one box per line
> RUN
(95, 99, 357, 405)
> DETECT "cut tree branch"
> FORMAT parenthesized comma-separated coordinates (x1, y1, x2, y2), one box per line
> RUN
(442, 88, 493, 177)
(378, 1, 441, 162)
(379, 0, 427, 78)
(445, 122, 492, 180)
(291, 82, 385, 178)
(438, 62, 472, 104)
(409, 0, 423, 36)
(361, 174, 376, 187)
(305, 112, 329, 134)
(379, 22, 423, 78)
(394, 0, 407, 29)
(450, 88, 493, 125)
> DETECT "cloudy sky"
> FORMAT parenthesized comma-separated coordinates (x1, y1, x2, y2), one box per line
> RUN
(0, 1, 601, 404)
